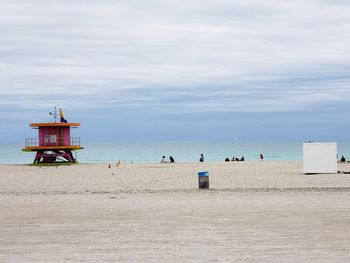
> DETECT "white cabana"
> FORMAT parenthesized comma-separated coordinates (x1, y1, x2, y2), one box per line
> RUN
(303, 142, 337, 174)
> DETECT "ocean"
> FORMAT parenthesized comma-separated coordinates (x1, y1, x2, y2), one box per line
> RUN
(1, 142, 350, 164)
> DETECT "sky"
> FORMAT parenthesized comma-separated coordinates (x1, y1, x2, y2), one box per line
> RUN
(1, 0, 350, 142)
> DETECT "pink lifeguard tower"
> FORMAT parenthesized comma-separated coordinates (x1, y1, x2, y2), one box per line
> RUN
(23, 108, 83, 164)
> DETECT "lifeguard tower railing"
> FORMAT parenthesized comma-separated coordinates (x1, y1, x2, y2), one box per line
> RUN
(24, 137, 81, 149)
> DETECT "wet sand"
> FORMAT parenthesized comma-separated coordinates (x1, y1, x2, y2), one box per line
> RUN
(1, 161, 350, 262)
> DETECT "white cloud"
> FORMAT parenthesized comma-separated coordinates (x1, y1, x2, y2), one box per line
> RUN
(0, 0, 350, 114)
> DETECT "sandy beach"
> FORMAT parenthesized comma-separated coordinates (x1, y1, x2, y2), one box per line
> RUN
(1, 161, 350, 262)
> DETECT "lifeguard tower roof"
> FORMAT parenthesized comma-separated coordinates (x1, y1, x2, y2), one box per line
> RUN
(30, 122, 81, 127)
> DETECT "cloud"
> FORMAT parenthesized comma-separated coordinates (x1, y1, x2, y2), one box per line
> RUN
(0, 0, 350, 116)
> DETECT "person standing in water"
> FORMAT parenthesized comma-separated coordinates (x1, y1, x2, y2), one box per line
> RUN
(199, 154, 204, 162)
(161, 156, 167, 163)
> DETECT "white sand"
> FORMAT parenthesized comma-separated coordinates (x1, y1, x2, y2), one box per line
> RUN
(0, 161, 350, 262)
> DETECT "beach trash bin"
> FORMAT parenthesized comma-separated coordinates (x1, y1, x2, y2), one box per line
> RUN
(198, 171, 209, 189)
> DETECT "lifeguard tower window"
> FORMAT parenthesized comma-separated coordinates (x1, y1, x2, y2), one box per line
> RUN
(50, 135, 57, 143)
(44, 135, 57, 144)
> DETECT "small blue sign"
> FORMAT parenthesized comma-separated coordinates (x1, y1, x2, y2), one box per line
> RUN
(198, 171, 209, 177)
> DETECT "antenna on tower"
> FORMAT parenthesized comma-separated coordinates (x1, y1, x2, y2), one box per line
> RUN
(49, 107, 59, 123)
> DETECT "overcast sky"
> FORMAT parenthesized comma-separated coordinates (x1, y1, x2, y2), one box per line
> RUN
(1, 0, 350, 142)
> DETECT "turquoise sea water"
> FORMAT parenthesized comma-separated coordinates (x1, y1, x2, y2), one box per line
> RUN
(1, 142, 350, 164)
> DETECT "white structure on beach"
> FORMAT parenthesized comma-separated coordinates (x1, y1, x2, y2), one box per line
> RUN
(303, 142, 337, 174)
